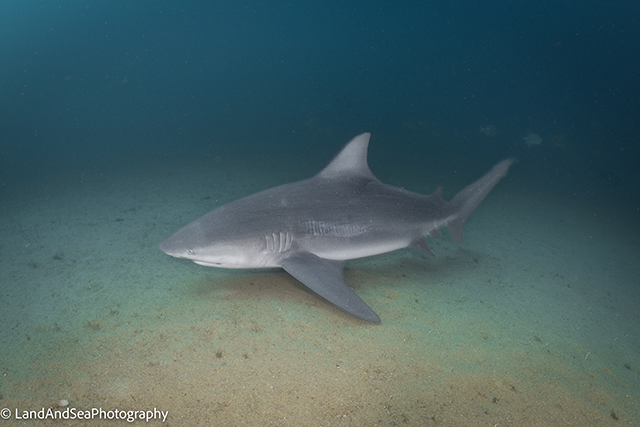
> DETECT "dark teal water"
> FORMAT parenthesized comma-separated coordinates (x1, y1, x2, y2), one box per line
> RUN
(2, 1, 639, 196)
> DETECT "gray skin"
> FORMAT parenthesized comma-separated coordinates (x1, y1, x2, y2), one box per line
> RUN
(159, 133, 513, 323)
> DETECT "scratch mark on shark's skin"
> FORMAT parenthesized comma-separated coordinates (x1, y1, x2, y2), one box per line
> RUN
(303, 220, 368, 237)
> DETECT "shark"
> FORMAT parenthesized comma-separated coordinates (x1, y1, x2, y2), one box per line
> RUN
(159, 133, 513, 323)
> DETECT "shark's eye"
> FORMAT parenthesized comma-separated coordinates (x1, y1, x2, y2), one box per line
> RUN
(187, 249, 194, 255)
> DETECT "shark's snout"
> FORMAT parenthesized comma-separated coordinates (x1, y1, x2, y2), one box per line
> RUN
(158, 239, 170, 254)
(158, 236, 187, 258)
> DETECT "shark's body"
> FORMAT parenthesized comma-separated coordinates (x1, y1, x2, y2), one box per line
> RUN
(160, 133, 513, 322)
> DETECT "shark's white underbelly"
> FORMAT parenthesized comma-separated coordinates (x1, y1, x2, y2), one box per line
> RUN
(303, 237, 410, 261)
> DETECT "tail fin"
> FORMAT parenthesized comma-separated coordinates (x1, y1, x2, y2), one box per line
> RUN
(447, 159, 514, 242)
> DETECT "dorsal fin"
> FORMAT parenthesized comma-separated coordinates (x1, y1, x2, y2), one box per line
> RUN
(317, 133, 378, 181)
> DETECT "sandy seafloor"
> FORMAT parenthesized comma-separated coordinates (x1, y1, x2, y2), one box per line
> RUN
(1, 143, 639, 426)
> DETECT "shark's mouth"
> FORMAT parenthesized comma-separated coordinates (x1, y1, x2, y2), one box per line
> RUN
(193, 260, 222, 267)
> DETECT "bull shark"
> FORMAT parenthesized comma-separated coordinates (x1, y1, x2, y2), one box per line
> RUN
(159, 133, 513, 323)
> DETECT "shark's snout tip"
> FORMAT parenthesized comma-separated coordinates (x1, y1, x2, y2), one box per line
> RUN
(158, 239, 173, 255)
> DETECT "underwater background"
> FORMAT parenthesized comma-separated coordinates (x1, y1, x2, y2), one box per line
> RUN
(1, 0, 639, 425)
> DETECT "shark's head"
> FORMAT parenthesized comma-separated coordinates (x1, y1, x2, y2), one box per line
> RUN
(159, 214, 272, 268)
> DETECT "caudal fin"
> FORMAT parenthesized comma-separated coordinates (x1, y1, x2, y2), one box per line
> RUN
(447, 159, 514, 242)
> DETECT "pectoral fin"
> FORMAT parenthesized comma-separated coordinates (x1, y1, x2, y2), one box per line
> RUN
(281, 253, 381, 323)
